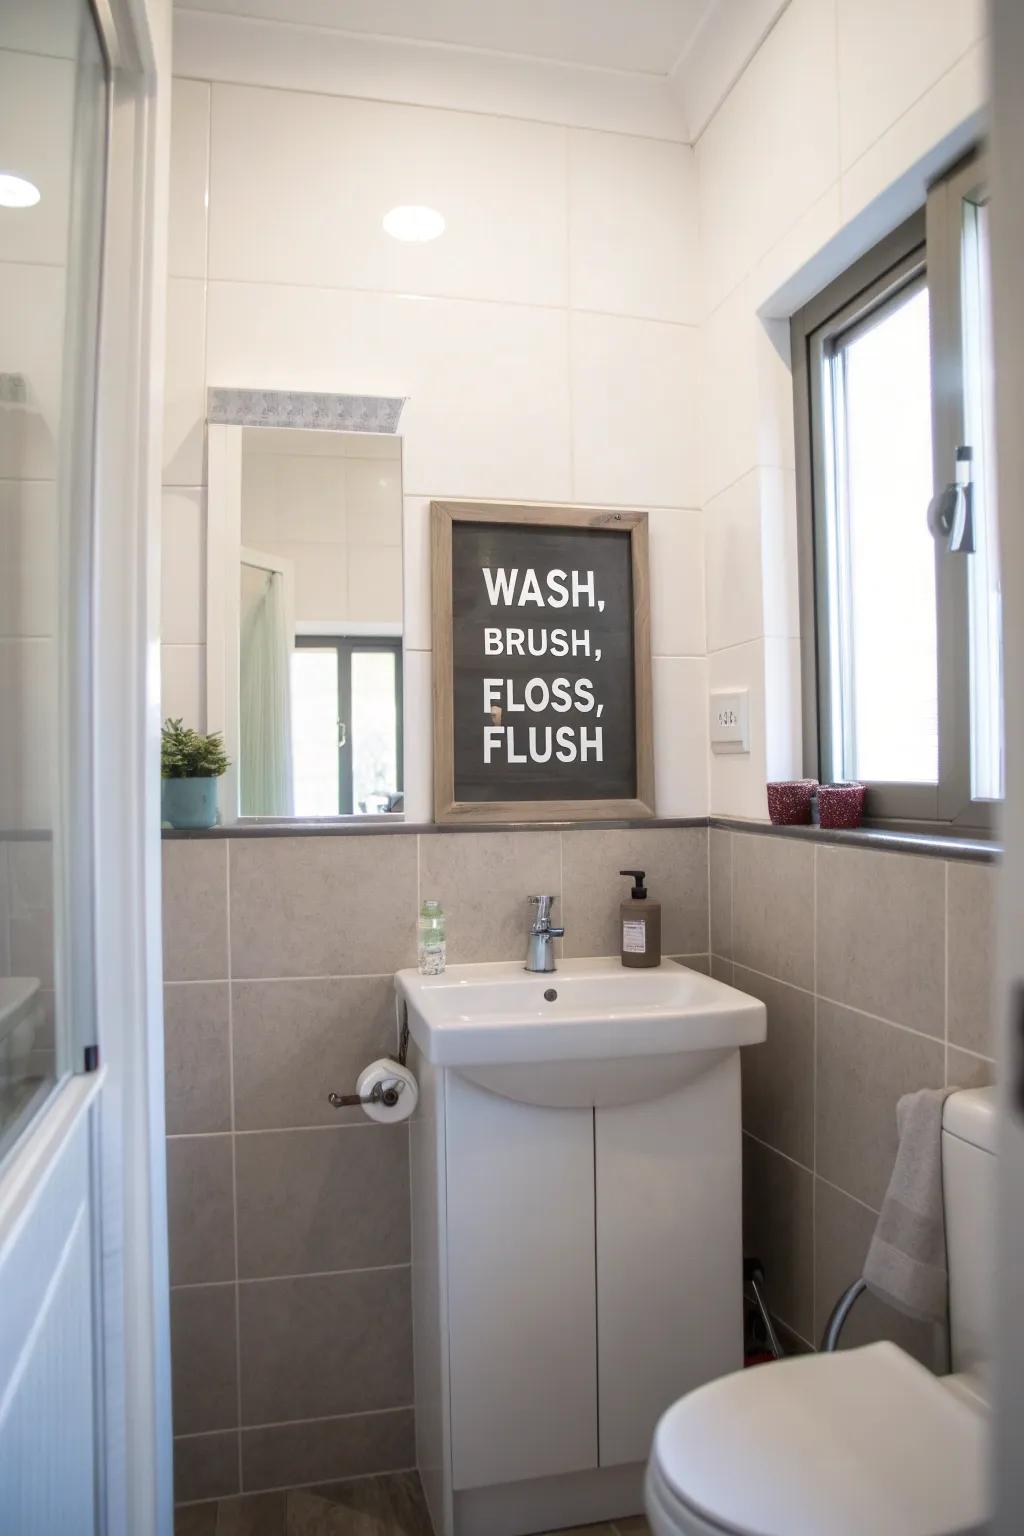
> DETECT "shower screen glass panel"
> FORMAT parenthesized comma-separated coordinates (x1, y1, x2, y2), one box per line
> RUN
(0, 0, 109, 1157)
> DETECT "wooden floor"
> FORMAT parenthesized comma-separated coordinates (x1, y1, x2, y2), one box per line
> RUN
(173, 1472, 652, 1536)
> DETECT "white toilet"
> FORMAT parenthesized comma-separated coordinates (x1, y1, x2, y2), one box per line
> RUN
(645, 1087, 995, 1536)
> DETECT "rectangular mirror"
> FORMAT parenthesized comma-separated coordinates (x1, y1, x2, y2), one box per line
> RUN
(207, 423, 404, 822)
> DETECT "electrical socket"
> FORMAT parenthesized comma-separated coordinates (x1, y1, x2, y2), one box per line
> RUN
(709, 690, 749, 754)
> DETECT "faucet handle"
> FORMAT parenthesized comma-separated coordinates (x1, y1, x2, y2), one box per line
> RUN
(528, 894, 556, 926)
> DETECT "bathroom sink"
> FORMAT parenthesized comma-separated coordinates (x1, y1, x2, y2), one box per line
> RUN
(396, 958, 766, 1108)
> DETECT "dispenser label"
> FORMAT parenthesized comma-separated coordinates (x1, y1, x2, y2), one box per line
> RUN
(623, 919, 646, 955)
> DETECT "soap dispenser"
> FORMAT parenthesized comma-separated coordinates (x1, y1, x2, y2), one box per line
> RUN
(619, 869, 661, 968)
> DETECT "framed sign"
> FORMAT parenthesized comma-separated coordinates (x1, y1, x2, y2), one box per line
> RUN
(431, 501, 654, 823)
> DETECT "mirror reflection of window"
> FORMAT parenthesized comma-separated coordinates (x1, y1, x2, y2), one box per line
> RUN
(238, 427, 404, 818)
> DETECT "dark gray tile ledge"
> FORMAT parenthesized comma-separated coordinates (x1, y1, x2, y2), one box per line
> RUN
(161, 814, 998, 861)
(711, 816, 1000, 864)
(162, 817, 709, 839)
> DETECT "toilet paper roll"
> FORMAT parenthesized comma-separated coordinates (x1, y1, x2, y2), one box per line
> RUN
(356, 1059, 419, 1124)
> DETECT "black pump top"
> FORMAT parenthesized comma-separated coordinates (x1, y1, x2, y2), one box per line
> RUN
(620, 869, 648, 900)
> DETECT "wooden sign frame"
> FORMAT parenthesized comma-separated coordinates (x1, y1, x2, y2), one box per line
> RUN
(431, 500, 655, 824)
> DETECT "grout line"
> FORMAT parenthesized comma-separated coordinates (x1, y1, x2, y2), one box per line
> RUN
(171, 1261, 412, 1293)
(224, 838, 244, 1492)
(175, 1403, 414, 1439)
(742, 1129, 814, 1179)
(201, 269, 702, 331)
(175, 1462, 417, 1511)
(811, 843, 818, 1332)
(944, 861, 950, 1087)
(167, 1121, 403, 1138)
(728, 957, 948, 1048)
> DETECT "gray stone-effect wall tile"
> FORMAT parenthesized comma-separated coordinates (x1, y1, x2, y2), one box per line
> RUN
(948, 861, 998, 1057)
(238, 1268, 413, 1424)
(232, 976, 397, 1131)
(561, 827, 708, 958)
(167, 1135, 236, 1286)
(207, 387, 405, 434)
(947, 1048, 996, 1089)
(163, 840, 228, 982)
(816, 1001, 945, 1210)
(735, 965, 814, 1169)
(240, 1407, 415, 1493)
(418, 830, 562, 963)
(229, 836, 417, 979)
(171, 1285, 239, 1435)
(816, 847, 944, 1036)
(709, 828, 732, 960)
(164, 983, 231, 1135)
(813, 1178, 946, 1370)
(235, 1125, 410, 1279)
(731, 833, 813, 990)
(741, 1135, 814, 1344)
(173, 1431, 240, 1504)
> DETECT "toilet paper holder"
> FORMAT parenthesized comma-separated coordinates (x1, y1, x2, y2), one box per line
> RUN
(328, 1079, 405, 1111)
(327, 1002, 410, 1111)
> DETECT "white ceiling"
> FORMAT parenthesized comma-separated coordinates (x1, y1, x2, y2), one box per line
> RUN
(179, 0, 720, 78)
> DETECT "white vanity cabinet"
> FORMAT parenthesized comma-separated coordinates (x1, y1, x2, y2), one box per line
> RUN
(409, 1046, 745, 1536)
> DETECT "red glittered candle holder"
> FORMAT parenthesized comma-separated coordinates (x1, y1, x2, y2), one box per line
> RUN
(818, 782, 866, 829)
(765, 779, 818, 825)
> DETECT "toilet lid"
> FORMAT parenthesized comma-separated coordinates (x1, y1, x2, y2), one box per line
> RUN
(652, 1342, 989, 1536)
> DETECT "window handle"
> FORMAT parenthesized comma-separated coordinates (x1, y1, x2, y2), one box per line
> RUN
(338, 721, 348, 747)
(927, 445, 975, 554)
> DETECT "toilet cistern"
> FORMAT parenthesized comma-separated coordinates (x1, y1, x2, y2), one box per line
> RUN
(524, 893, 564, 973)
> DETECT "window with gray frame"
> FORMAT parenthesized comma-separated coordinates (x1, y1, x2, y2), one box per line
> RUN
(792, 149, 1001, 830)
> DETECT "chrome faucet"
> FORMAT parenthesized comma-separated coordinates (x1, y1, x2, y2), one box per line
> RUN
(525, 894, 565, 973)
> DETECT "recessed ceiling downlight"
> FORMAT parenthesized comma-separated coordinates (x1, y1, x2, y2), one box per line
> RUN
(0, 173, 41, 209)
(383, 204, 445, 242)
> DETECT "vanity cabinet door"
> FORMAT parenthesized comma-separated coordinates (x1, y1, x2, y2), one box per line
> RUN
(594, 1050, 744, 1467)
(445, 1074, 598, 1490)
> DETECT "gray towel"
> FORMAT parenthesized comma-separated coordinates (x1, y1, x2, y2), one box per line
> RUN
(863, 1086, 953, 1325)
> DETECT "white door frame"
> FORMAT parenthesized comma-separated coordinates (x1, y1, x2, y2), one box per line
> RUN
(0, 0, 174, 1532)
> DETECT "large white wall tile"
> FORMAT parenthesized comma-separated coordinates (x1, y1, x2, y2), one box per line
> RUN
(0, 479, 56, 639)
(0, 51, 74, 267)
(760, 468, 800, 641)
(840, 42, 987, 228)
(345, 459, 402, 547)
(648, 509, 704, 657)
(208, 84, 568, 307)
(161, 643, 206, 730)
(0, 263, 65, 480)
(570, 312, 700, 508)
(402, 648, 432, 823)
(402, 495, 431, 653)
(696, 0, 840, 314)
(704, 471, 764, 655)
(568, 131, 700, 324)
(701, 284, 757, 503)
(163, 277, 207, 487)
(837, 0, 987, 173)
(0, 637, 54, 829)
(652, 656, 708, 817)
(764, 636, 802, 782)
(168, 78, 210, 280)
(161, 489, 205, 645)
(708, 640, 768, 820)
(207, 282, 572, 503)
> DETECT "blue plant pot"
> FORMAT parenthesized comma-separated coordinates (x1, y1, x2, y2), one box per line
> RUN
(162, 776, 220, 830)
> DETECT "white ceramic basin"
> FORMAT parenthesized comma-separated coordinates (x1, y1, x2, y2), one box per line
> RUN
(396, 957, 766, 1109)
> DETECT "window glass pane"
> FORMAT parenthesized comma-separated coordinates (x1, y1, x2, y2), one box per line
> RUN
(291, 648, 339, 816)
(351, 650, 399, 814)
(962, 198, 1003, 802)
(0, 0, 108, 1156)
(828, 281, 938, 783)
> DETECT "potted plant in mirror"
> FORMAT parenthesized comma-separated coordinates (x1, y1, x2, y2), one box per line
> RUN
(161, 718, 230, 830)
